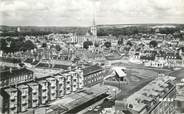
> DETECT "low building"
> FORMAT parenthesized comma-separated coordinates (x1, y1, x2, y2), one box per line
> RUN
(115, 76, 176, 114)
(83, 65, 104, 87)
(0, 68, 34, 88)
(112, 66, 128, 83)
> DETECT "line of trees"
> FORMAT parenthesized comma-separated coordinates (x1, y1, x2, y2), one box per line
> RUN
(0, 37, 36, 53)
(97, 26, 184, 36)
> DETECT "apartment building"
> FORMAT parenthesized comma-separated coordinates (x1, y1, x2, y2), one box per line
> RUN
(3, 88, 18, 114)
(46, 77, 57, 101)
(27, 82, 39, 108)
(70, 71, 78, 92)
(115, 76, 176, 114)
(55, 74, 65, 98)
(17, 85, 29, 112)
(0, 94, 3, 114)
(38, 80, 49, 105)
(0, 68, 84, 113)
(76, 69, 84, 89)
(65, 73, 72, 95)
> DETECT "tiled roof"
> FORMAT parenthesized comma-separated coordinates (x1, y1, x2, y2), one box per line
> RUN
(0, 68, 33, 80)
(53, 64, 74, 70)
(36, 62, 73, 70)
(82, 65, 103, 76)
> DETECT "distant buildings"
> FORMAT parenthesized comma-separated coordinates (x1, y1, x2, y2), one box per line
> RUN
(115, 75, 176, 114)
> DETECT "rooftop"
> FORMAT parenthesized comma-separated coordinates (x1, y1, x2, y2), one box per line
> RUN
(30, 68, 61, 78)
(82, 65, 103, 76)
(0, 68, 33, 80)
(112, 66, 127, 77)
(125, 76, 176, 113)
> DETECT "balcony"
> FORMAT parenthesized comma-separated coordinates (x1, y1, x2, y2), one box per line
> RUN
(42, 88, 47, 91)
(42, 93, 47, 97)
(32, 98, 38, 101)
(59, 83, 63, 86)
(22, 102, 28, 106)
(22, 93, 27, 97)
(32, 90, 37, 94)
(10, 98, 16, 102)
(66, 84, 71, 88)
(51, 86, 56, 89)
(51, 91, 56, 94)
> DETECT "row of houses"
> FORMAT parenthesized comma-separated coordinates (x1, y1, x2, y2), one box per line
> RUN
(130, 48, 184, 68)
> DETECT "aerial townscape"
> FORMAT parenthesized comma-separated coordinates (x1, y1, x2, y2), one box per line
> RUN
(1, 0, 184, 114)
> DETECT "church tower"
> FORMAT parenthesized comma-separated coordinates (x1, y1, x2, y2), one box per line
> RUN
(90, 14, 97, 36)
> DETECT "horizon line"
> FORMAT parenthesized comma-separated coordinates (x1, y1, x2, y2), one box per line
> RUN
(1, 23, 184, 27)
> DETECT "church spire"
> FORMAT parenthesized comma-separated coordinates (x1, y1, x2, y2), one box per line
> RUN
(92, 9, 96, 26)
(90, 5, 97, 36)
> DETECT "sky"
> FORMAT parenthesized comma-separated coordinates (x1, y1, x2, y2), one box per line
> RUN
(0, 0, 184, 26)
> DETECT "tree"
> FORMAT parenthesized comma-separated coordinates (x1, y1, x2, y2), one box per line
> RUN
(104, 41, 111, 48)
(149, 40, 158, 48)
(42, 43, 47, 48)
(55, 44, 61, 51)
(83, 40, 93, 49)
(21, 40, 36, 51)
(118, 40, 123, 45)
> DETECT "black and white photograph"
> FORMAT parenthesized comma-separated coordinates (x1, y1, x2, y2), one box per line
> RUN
(0, 0, 184, 114)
